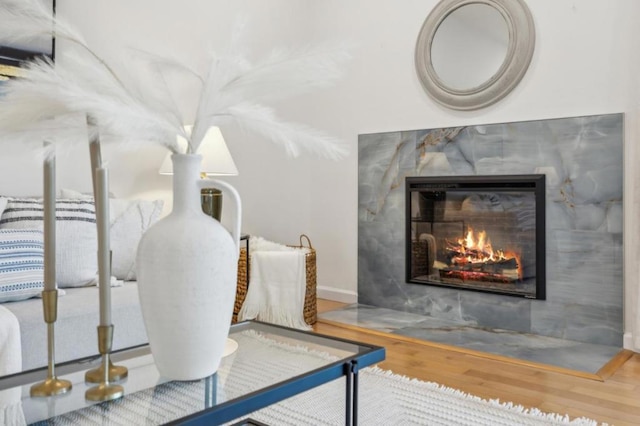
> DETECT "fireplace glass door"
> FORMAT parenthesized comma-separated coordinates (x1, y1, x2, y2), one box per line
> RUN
(406, 175, 545, 299)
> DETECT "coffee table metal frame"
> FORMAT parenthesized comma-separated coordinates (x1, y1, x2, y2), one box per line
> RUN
(0, 320, 385, 426)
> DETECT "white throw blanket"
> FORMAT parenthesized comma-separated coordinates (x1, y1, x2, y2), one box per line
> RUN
(0, 305, 21, 376)
(238, 237, 310, 330)
(0, 305, 26, 425)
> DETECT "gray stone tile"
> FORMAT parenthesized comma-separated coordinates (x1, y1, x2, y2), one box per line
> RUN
(319, 304, 428, 333)
(320, 305, 621, 374)
(357, 113, 624, 346)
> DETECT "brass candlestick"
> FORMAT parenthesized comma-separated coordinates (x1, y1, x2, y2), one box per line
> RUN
(85, 325, 124, 401)
(85, 124, 127, 400)
(85, 321, 128, 383)
(30, 290, 72, 397)
(84, 253, 127, 384)
(85, 359, 128, 383)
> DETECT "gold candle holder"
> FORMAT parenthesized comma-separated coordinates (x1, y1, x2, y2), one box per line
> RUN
(85, 359, 128, 383)
(85, 121, 127, 396)
(85, 325, 124, 401)
(30, 290, 72, 397)
(85, 323, 128, 383)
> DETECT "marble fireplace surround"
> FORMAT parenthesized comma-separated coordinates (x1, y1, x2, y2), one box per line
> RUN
(358, 113, 623, 347)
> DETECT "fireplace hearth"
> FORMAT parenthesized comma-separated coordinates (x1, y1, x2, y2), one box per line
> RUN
(406, 175, 545, 299)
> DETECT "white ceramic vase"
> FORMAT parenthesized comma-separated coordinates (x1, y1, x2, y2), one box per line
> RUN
(136, 153, 241, 381)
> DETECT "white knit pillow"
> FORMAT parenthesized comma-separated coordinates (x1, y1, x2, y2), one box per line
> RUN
(0, 198, 97, 288)
(0, 229, 44, 302)
(0, 197, 7, 217)
(110, 198, 163, 280)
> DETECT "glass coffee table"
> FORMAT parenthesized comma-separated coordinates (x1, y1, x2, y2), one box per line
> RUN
(0, 321, 385, 425)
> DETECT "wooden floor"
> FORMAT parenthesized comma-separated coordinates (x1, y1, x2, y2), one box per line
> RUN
(314, 300, 640, 426)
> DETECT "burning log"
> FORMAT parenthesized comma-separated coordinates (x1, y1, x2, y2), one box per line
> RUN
(446, 245, 491, 261)
(439, 269, 518, 283)
(471, 257, 517, 272)
(439, 258, 519, 283)
(440, 228, 522, 284)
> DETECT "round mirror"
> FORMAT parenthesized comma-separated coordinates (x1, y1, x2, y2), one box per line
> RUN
(415, 0, 535, 110)
(431, 4, 509, 90)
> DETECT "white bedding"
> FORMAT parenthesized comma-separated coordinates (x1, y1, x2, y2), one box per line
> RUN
(0, 304, 21, 376)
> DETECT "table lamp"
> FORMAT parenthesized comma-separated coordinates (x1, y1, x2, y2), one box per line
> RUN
(160, 126, 238, 221)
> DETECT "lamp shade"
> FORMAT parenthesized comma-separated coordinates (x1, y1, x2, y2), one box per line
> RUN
(159, 126, 238, 176)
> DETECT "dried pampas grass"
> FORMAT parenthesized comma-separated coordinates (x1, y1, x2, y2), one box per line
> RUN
(0, 0, 352, 160)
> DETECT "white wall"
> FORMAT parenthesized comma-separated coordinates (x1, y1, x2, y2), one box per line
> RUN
(51, 1, 640, 345)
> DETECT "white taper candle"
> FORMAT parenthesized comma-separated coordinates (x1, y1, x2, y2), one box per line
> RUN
(95, 167, 111, 326)
(43, 148, 56, 291)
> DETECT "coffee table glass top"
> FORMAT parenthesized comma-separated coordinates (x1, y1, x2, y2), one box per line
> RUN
(0, 321, 385, 425)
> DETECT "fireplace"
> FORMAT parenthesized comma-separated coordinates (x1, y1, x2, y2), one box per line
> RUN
(406, 175, 545, 299)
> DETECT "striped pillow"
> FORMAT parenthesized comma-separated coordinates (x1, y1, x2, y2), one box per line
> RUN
(0, 199, 97, 288)
(0, 229, 44, 303)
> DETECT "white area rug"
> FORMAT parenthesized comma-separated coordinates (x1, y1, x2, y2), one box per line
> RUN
(227, 331, 601, 426)
(243, 366, 600, 426)
(28, 330, 601, 425)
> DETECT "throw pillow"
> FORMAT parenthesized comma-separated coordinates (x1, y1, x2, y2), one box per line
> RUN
(58, 188, 93, 200)
(0, 198, 98, 288)
(0, 229, 44, 303)
(110, 199, 164, 280)
(0, 197, 7, 217)
(59, 188, 116, 200)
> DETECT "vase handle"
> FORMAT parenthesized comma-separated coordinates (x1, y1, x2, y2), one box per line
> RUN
(199, 179, 242, 255)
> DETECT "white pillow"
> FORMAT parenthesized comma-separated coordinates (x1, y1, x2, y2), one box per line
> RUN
(0, 229, 44, 303)
(0, 198, 97, 288)
(0, 197, 164, 285)
(110, 199, 163, 280)
(59, 188, 115, 200)
(58, 188, 93, 200)
(0, 197, 7, 217)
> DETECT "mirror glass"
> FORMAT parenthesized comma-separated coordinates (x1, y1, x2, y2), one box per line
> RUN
(430, 4, 509, 91)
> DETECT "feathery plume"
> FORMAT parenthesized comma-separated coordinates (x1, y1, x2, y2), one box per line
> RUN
(0, 0, 352, 160)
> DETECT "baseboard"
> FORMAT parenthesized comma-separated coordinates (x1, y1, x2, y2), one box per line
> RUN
(317, 286, 358, 304)
(623, 331, 635, 351)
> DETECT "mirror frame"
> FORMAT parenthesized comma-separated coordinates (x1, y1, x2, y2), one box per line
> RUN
(415, 0, 535, 110)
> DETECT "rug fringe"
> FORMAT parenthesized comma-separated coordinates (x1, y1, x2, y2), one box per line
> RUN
(366, 366, 604, 425)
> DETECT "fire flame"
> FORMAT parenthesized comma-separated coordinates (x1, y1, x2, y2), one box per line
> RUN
(440, 227, 523, 283)
(451, 228, 520, 272)
(457, 228, 508, 263)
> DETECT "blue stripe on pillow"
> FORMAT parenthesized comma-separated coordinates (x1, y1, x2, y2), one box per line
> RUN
(0, 229, 44, 303)
(0, 199, 98, 288)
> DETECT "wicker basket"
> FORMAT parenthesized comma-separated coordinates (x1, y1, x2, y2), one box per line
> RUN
(233, 234, 317, 325)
